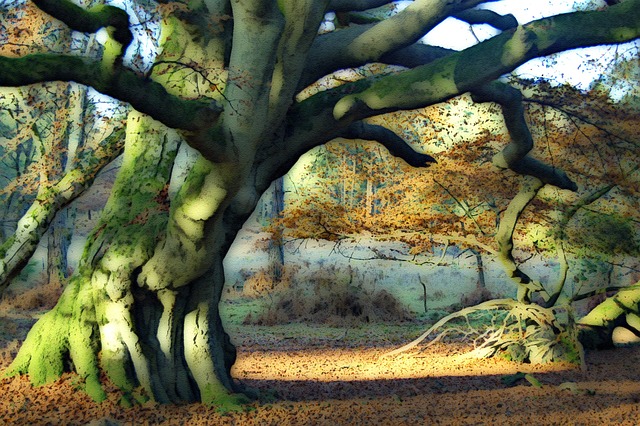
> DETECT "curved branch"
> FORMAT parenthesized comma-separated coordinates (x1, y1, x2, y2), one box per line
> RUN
(344, 0, 484, 62)
(261, 1, 639, 192)
(471, 81, 577, 190)
(333, 1, 640, 120)
(31, 0, 133, 48)
(453, 9, 518, 31)
(302, 0, 483, 86)
(495, 176, 546, 303)
(0, 55, 220, 131)
(0, 54, 226, 161)
(340, 121, 436, 167)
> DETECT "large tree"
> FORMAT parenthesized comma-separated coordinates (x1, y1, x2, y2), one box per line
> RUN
(0, 0, 639, 407)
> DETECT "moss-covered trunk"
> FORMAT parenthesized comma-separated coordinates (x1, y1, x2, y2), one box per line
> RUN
(578, 280, 640, 349)
(6, 111, 249, 407)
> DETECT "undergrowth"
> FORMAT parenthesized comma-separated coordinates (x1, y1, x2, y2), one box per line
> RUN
(242, 266, 412, 326)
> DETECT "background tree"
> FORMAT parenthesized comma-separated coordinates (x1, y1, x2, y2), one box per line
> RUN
(0, 0, 639, 408)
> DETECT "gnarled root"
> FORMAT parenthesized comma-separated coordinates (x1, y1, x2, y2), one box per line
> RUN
(383, 299, 584, 367)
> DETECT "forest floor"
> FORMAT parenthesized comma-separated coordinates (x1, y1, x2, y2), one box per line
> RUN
(1, 311, 640, 425)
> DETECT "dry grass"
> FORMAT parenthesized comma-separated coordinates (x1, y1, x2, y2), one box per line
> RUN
(244, 269, 412, 326)
(1, 271, 640, 424)
(241, 266, 298, 299)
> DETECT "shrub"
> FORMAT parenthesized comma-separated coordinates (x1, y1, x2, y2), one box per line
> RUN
(240, 265, 298, 299)
(244, 267, 412, 326)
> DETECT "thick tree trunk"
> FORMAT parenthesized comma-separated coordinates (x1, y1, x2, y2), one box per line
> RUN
(578, 280, 640, 349)
(6, 112, 251, 407)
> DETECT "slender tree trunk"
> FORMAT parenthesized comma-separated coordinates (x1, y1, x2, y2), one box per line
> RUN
(472, 248, 486, 291)
(268, 177, 285, 282)
(46, 210, 72, 288)
(365, 177, 373, 218)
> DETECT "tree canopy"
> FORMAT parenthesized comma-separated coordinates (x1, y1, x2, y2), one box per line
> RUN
(0, 0, 639, 408)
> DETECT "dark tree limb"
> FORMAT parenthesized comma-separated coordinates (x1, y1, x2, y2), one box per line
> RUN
(31, 0, 133, 52)
(340, 121, 436, 167)
(453, 9, 518, 31)
(471, 81, 577, 191)
(380, 44, 454, 68)
(0, 54, 226, 161)
(5, 0, 230, 162)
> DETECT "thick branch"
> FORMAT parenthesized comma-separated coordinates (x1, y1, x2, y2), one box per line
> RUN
(340, 121, 436, 167)
(471, 82, 577, 190)
(303, 1, 483, 86)
(0, 54, 225, 161)
(333, 0, 640, 119)
(453, 9, 518, 31)
(379, 44, 454, 68)
(268, 1, 329, 127)
(263, 2, 639, 190)
(344, 0, 484, 62)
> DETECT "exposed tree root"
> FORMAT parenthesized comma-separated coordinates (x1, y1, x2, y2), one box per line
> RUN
(382, 299, 585, 368)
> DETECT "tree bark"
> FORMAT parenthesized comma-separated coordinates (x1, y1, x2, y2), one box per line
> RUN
(268, 177, 285, 283)
(495, 176, 545, 303)
(3, 0, 639, 407)
(5, 111, 250, 406)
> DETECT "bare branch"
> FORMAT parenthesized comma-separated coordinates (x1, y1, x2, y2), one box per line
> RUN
(340, 121, 436, 167)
